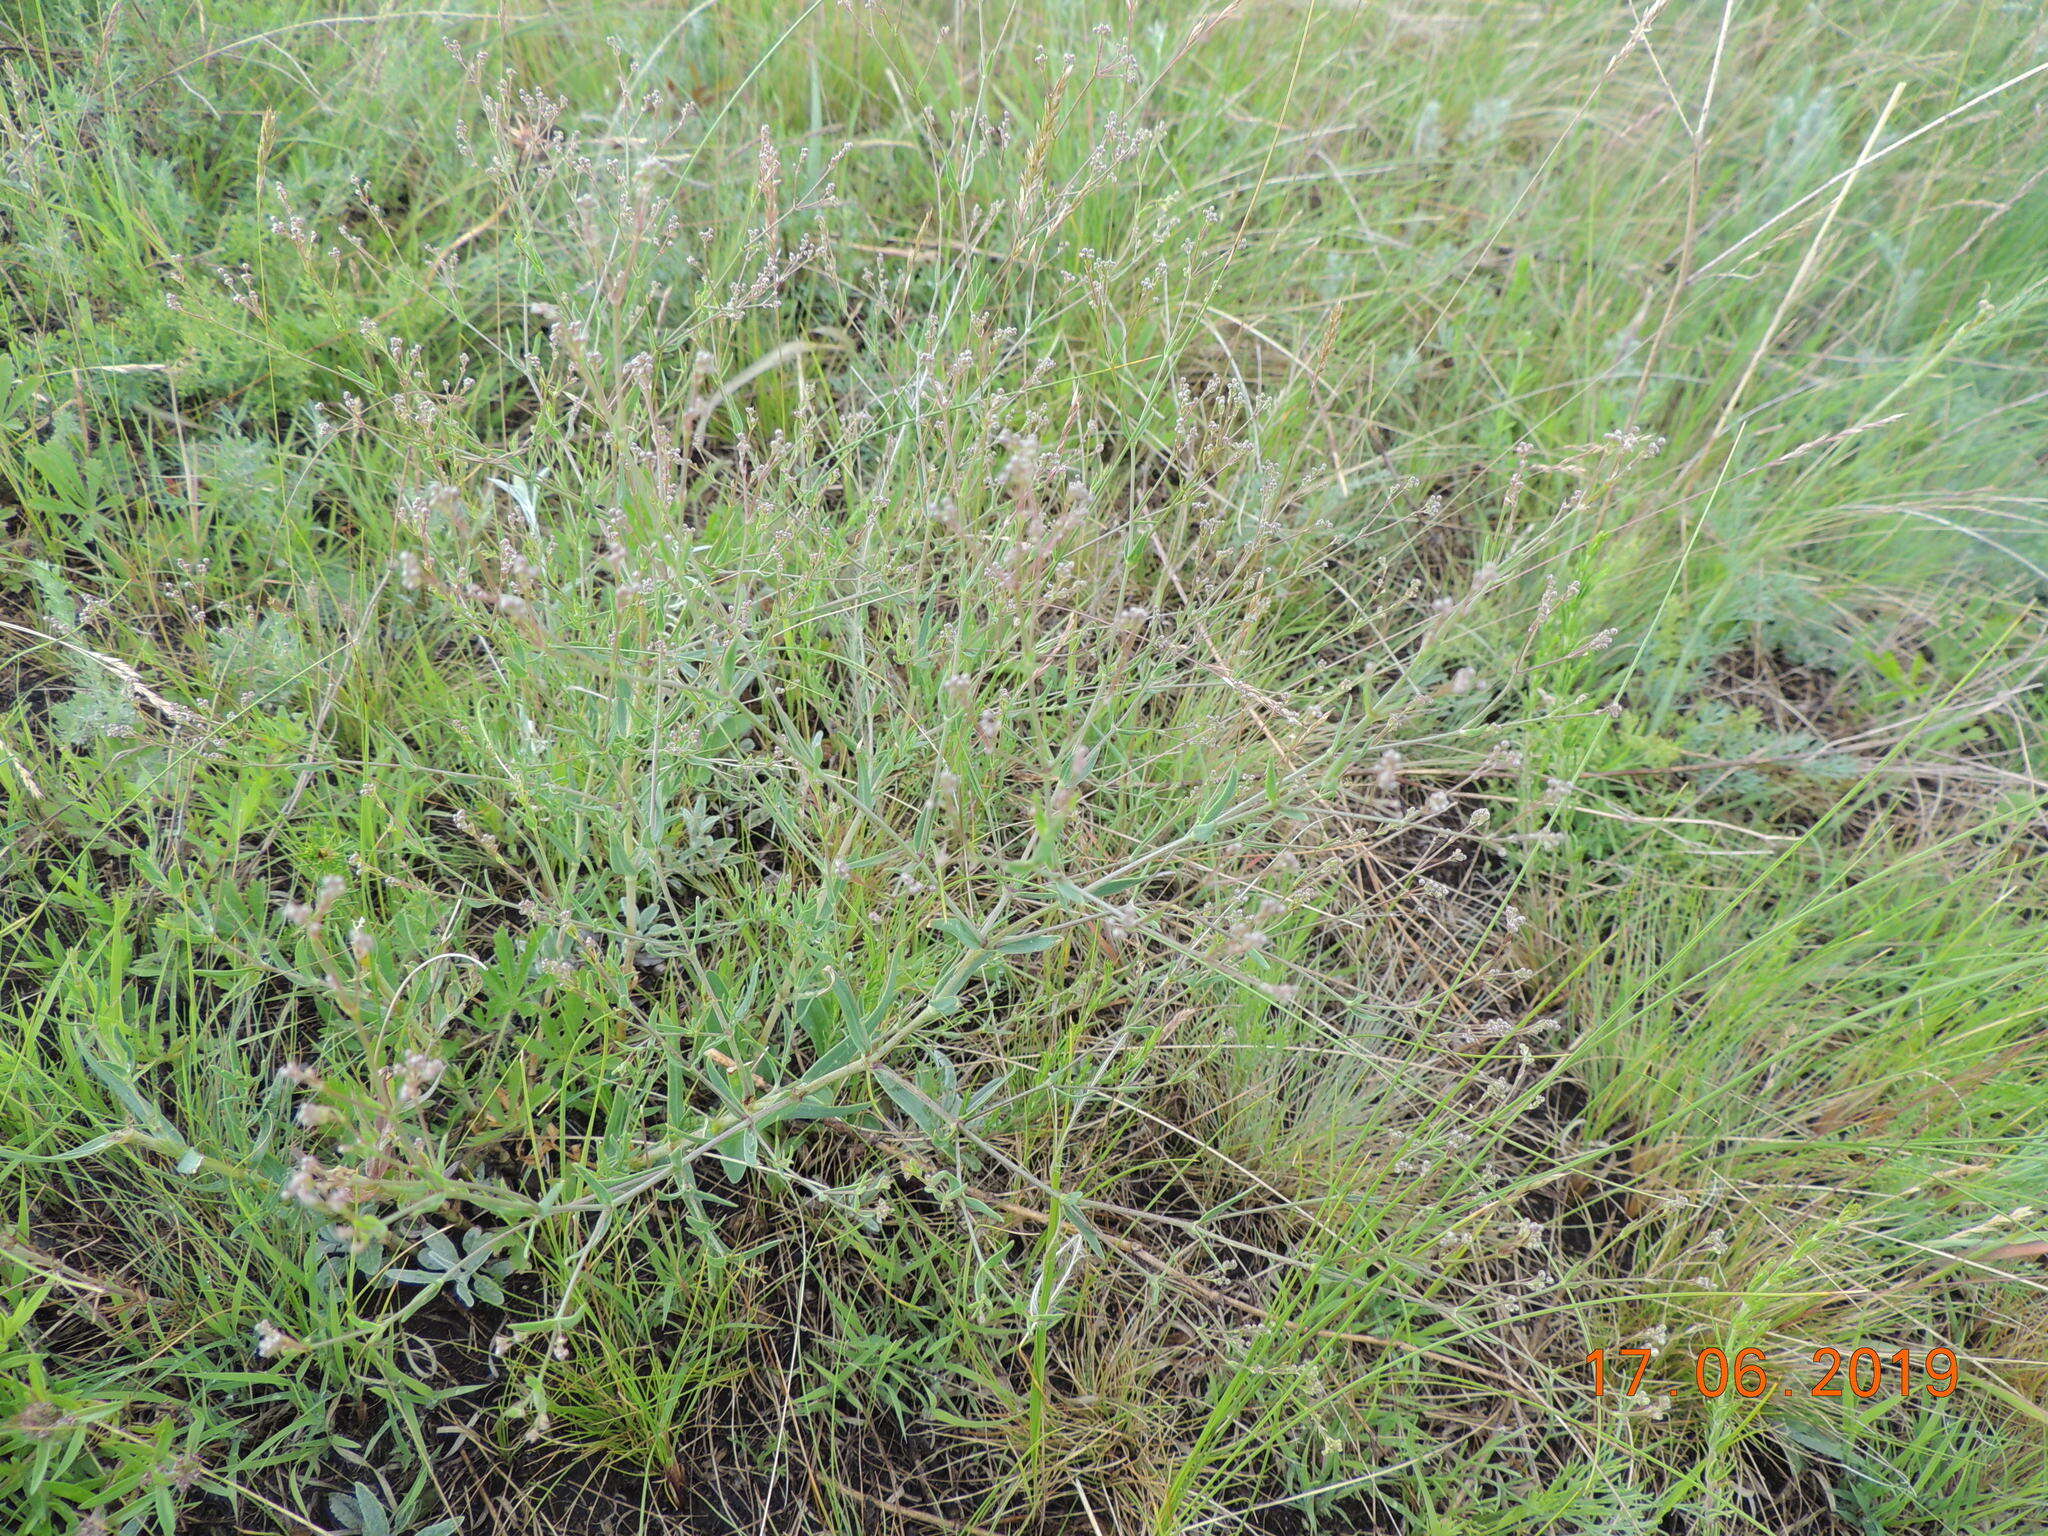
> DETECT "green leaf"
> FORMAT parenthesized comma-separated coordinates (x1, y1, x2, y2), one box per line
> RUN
(933, 916, 985, 948)
(996, 933, 1060, 955)
(800, 1035, 866, 1084)
(757, 1100, 847, 1127)
(74, 1031, 186, 1150)
(833, 974, 867, 1047)
(1086, 876, 1145, 898)
(880, 1076, 943, 1137)
(1780, 1419, 1854, 1463)
(699, 708, 759, 754)
(353, 1482, 392, 1536)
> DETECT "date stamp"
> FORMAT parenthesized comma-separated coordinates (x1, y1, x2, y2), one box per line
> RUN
(1588, 1346, 1961, 1400)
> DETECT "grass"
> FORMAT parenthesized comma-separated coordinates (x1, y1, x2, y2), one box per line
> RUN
(2, 1, 2047, 1532)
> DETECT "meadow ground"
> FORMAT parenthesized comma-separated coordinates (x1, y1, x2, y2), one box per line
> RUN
(3, 2, 2048, 1533)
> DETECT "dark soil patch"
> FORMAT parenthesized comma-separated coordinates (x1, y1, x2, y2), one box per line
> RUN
(1700, 647, 1853, 740)
(1510, 1080, 1637, 1264)
(0, 587, 70, 735)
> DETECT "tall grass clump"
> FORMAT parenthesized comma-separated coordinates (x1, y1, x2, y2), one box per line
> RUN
(3, 2, 2047, 1533)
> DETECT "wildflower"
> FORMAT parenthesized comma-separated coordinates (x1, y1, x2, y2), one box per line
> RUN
(283, 1154, 328, 1209)
(253, 1319, 303, 1359)
(1450, 667, 1479, 694)
(8, 1401, 72, 1439)
(1222, 921, 1269, 958)
(1104, 903, 1143, 941)
(282, 1154, 358, 1214)
(165, 1453, 207, 1491)
(393, 1051, 447, 1106)
(1375, 749, 1403, 792)
(1531, 574, 1581, 631)
(1570, 627, 1620, 658)
(452, 808, 501, 856)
